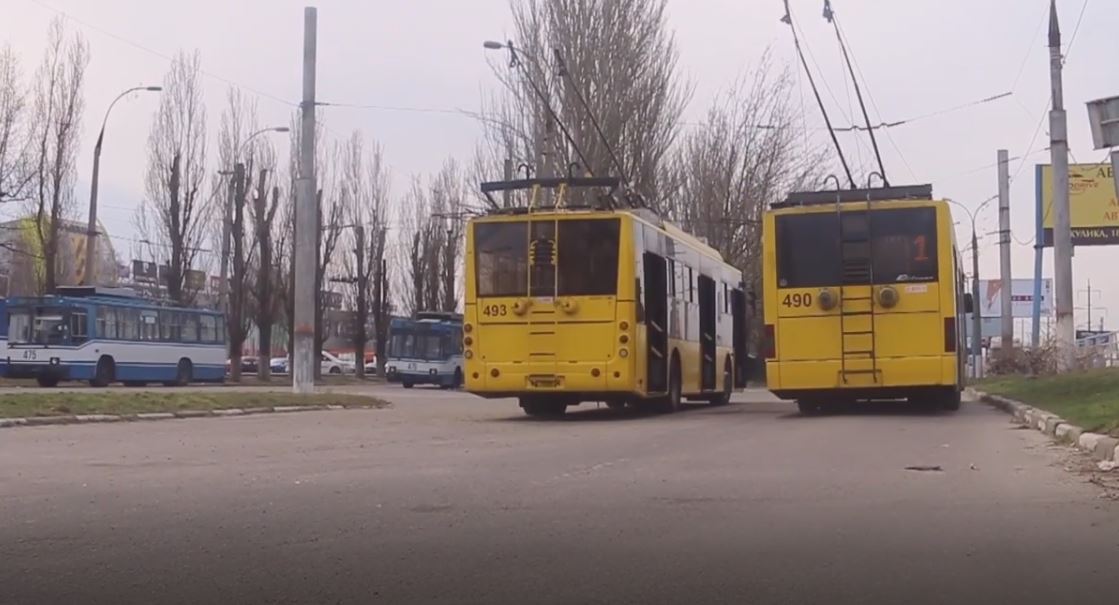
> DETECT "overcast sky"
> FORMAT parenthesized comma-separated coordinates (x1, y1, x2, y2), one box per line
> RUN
(3, 0, 1118, 335)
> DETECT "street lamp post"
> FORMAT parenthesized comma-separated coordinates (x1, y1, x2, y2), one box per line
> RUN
(84, 85, 161, 286)
(947, 196, 998, 378)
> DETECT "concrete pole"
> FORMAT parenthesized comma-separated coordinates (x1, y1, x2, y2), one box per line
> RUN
(971, 227, 982, 378)
(83, 133, 104, 286)
(1048, 0, 1075, 372)
(997, 149, 1013, 349)
(293, 6, 318, 394)
(218, 175, 234, 312)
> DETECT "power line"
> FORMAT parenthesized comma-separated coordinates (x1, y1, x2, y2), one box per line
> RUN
(1009, 2, 1050, 92)
(28, 0, 296, 109)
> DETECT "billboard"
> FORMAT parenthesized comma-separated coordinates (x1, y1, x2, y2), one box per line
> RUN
(132, 260, 158, 284)
(979, 278, 1051, 318)
(1039, 163, 1119, 246)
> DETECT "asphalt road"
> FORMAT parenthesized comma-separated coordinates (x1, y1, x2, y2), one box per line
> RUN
(1, 387, 1117, 605)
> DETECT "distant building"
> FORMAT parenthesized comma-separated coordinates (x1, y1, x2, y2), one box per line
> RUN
(0, 217, 120, 296)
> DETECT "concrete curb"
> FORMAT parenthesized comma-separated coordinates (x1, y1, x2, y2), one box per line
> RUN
(976, 390, 1115, 462)
(0, 402, 384, 430)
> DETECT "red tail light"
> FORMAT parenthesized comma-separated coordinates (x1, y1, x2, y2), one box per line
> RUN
(944, 317, 957, 353)
(764, 324, 776, 359)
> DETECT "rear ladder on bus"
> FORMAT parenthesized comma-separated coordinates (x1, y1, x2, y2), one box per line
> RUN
(836, 196, 880, 384)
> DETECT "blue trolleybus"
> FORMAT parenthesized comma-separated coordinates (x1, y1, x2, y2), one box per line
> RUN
(4, 286, 227, 387)
(385, 312, 464, 389)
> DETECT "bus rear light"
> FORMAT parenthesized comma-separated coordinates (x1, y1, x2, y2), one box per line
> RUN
(619, 321, 629, 331)
(490, 368, 500, 378)
(944, 317, 957, 353)
(764, 324, 776, 359)
(618, 348, 629, 358)
(591, 368, 601, 377)
(463, 323, 473, 333)
(464, 350, 474, 359)
(463, 336, 473, 346)
(619, 334, 629, 344)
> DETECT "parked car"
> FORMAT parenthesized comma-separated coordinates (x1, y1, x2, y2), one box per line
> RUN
(362, 360, 379, 376)
(321, 351, 355, 375)
(270, 357, 289, 375)
(226, 356, 259, 375)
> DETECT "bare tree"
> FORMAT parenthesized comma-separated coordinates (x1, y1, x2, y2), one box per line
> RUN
(315, 143, 344, 375)
(338, 131, 390, 378)
(26, 18, 88, 293)
(398, 178, 437, 316)
(213, 88, 266, 382)
(478, 0, 690, 209)
(0, 45, 30, 203)
(138, 50, 207, 305)
(669, 53, 824, 287)
(430, 158, 466, 312)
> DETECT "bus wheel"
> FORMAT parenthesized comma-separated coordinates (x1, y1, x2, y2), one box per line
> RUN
(940, 388, 962, 412)
(90, 356, 115, 388)
(36, 376, 60, 388)
(709, 358, 733, 407)
(655, 356, 683, 414)
(402, 380, 414, 389)
(452, 368, 463, 389)
(520, 398, 567, 418)
(166, 359, 192, 387)
(796, 399, 823, 416)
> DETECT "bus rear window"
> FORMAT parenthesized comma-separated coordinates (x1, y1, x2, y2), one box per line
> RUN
(474, 218, 620, 297)
(775, 207, 939, 287)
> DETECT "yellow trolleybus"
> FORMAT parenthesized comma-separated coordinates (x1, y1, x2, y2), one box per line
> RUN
(762, 184, 973, 414)
(464, 177, 751, 417)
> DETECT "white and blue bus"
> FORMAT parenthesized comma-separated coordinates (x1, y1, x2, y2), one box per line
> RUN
(385, 312, 464, 389)
(4, 286, 226, 387)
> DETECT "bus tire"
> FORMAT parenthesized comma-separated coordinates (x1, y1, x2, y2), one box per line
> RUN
(709, 357, 733, 407)
(167, 359, 192, 387)
(796, 399, 822, 416)
(941, 388, 962, 412)
(36, 376, 60, 388)
(402, 380, 414, 389)
(90, 356, 115, 388)
(452, 368, 463, 389)
(521, 398, 567, 418)
(655, 354, 683, 414)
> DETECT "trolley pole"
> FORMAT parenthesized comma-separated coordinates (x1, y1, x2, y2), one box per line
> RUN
(293, 6, 318, 394)
(1048, 0, 1075, 372)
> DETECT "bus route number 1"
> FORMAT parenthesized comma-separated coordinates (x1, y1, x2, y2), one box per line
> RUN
(782, 293, 813, 309)
(482, 304, 508, 317)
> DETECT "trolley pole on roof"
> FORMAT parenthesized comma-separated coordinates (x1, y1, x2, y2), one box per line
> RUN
(293, 6, 318, 394)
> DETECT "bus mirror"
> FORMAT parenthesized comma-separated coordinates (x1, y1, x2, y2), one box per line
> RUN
(964, 293, 975, 314)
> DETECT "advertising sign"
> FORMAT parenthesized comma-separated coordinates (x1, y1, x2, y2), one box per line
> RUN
(1039, 163, 1119, 246)
(132, 260, 158, 284)
(979, 278, 1052, 318)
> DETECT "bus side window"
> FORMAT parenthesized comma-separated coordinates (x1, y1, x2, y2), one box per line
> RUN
(688, 267, 695, 303)
(667, 259, 677, 297)
(182, 314, 199, 343)
(71, 311, 88, 344)
(200, 315, 216, 343)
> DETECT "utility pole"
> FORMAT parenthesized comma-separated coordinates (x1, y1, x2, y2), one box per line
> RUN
(997, 149, 1013, 350)
(353, 224, 366, 379)
(971, 229, 982, 378)
(218, 173, 234, 312)
(293, 6, 318, 394)
(1048, 0, 1075, 372)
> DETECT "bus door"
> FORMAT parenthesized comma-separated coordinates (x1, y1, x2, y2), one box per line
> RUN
(731, 287, 749, 388)
(642, 252, 669, 394)
(698, 275, 717, 391)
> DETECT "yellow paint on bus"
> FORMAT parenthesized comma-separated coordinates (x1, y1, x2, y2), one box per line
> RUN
(761, 186, 970, 413)
(464, 207, 750, 417)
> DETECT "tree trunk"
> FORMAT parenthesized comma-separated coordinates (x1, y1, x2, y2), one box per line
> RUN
(255, 172, 273, 382)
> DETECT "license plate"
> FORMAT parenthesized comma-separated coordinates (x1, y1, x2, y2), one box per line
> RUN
(529, 375, 559, 388)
